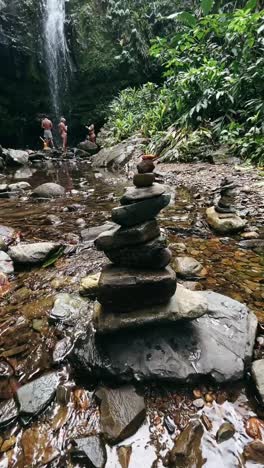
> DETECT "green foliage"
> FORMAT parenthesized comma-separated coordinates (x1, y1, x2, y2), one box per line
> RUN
(106, 3, 264, 164)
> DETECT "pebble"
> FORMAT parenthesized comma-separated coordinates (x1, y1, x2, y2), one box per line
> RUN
(216, 422, 236, 443)
(193, 398, 204, 409)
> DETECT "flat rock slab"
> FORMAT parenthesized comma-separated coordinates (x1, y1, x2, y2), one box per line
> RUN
(97, 265, 177, 312)
(32, 183, 65, 198)
(104, 236, 172, 269)
(120, 184, 165, 205)
(252, 360, 264, 406)
(73, 291, 257, 384)
(0, 251, 14, 274)
(49, 293, 90, 324)
(94, 284, 208, 334)
(6, 149, 29, 166)
(95, 386, 146, 444)
(95, 220, 160, 251)
(8, 242, 61, 264)
(206, 206, 246, 234)
(72, 436, 107, 467)
(17, 372, 59, 420)
(112, 193, 171, 227)
(81, 223, 116, 242)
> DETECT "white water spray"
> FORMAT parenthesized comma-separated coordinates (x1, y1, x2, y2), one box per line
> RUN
(43, 0, 71, 118)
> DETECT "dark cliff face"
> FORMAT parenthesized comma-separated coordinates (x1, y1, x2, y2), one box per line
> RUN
(0, 0, 49, 147)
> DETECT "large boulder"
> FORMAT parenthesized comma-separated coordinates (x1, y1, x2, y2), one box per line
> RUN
(97, 265, 177, 312)
(94, 284, 208, 334)
(73, 291, 257, 384)
(8, 242, 61, 265)
(5, 149, 29, 166)
(32, 183, 65, 198)
(91, 137, 147, 169)
(95, 386, 146, 444)
(206, 206, 246, 234)
(112, 193, 171, 227)
(77, 140, 99, 155)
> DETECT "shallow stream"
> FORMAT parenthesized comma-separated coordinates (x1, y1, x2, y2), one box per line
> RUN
(0, 160, 263, 467)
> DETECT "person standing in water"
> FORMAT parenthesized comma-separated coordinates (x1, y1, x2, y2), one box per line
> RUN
(41, 116, 55, 148)
(58, 117, 68, 153)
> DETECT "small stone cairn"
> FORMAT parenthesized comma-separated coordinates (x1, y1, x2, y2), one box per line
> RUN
(94, 155, 177, 315)
(215, 177, 237, 214)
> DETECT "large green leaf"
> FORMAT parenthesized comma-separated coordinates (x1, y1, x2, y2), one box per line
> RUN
(167, 11, 197, 28)
(201, 0, 214, 16)
(244, 0, 257, 10)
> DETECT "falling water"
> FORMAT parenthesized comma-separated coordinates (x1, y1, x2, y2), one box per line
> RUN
(42, 0, 71, 118)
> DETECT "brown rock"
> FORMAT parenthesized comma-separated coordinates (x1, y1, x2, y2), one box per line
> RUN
(117, 445, 132, 468)
(137, 160, 155, 174)
(244, 440, 264, 464)
(133, 173, 155, 188)
(169, 419, 204, 467)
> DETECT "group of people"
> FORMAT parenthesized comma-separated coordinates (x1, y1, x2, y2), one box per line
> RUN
(41, 116, 96, 153)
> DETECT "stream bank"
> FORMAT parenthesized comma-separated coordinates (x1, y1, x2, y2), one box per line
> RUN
(0, 156, 264, 467)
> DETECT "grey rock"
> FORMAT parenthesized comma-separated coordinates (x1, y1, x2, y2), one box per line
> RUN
(112, 193, 171, 227)
(192, 398, 205, 409)
(32, 182, 65, 198)
(81, 222, 116, 242)
(105, 235, 172, 269)
(97, 265, 177, 312)
(94, 284, 208, 334)
(0, 251, 14, 274)
(72, 436, 107, 467)
(77, 140, 99, 155)
(173, 257, 203, 278)
(49, 293, 90, 324)
(14, 167, 34, 179)
(8, 242, 61, 264)
(91, 137, 147, 169)
(73, 291, 257, 384)
(17, 372, 59, 419)
(206, 206, 246, 234)
(8, 181, 31, 191)
(252, 359, 264, 405)
(6, 149, 29, 166)
(95, 220, 160, 251)
(133, 173, 155, 187)
(0, 399, 19, 428)
(95, 386, 146, 444)
(120, 184, 165, 205)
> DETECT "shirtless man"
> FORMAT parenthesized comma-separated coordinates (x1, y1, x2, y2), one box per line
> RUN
(41, 116, 54, 148)
(58, 117, 68, 153)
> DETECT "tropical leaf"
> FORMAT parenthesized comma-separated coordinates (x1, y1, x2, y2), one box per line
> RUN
(42, 247, 65, 268)
(201, 0, 214, 16)
(167, 12, 197, 28)
(244, 0, 257, 11)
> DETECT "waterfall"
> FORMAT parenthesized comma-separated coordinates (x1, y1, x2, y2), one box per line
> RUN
(42, 0, 71, 118)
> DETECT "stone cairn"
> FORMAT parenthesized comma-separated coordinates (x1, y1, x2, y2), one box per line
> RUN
(215, 177, 237, 214)
(94, 155, 177, 316)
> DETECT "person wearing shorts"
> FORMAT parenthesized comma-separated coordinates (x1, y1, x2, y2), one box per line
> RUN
(41, 116, 55, 148)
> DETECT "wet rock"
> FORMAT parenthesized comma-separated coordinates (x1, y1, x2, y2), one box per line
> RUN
(32, 182, 65, 198)
(56, 385, 71, 405)
(0, 361, 14, 378)
(72, 436, 107, 467)
(244, 440, 264, 464)
(73, 291, 257, 383)
(80, 273, 101, 298)
(49, 293, 89, 324)
(6, 149, 29, 166)
(81, 222, 116, 242)
(105, 236, 172, 269)
(95, 386, 146, 444)
(120, 184, 165, 205)
(112, 193, 171, 227)
(53, 337, 74, 363)
(94, 284, 207, 334)
(216, 422, 235, 443)
(77, 140, 99, 155)
(8, 181, 31, 191)
(169, 419, 204, 467)
(91, 136, 146, 168)
(117, 446, 132, 468)
(206, 206, 246, 234)
(0, 399, 19, 428)
(8, 242, 61, 264)
(21, 427, 60, 465)
(173, 257, 203, 278)
(17, 372, 59, 421)
(133, 173, 155, 187)
(192, 398, 204, 409)
(245, 417, 264, 440)
(137, 159, 155, 174)
(97, 265, 176, 312)
(164, 416, 176, 434)
(95, 220, 160, 251)
(0, 251, 14, 274)
(252, 360, 264, 405)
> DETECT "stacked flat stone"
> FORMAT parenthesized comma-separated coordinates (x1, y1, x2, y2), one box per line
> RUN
(94, 156, 177, 313)
(215, 177, 237, 214)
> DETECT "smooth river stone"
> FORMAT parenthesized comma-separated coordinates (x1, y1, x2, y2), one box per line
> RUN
(105, 236, 172, 269)
(73, 292, 257, 384)
(8, 242, 61, 264)
(94, 284, 208, 334)
(97, 265, 177, 312)
(137, 160, 155, 174)
(133, 173, 155, 188)
(120, 184, 165, 205)
(95, 220, 160, 251)
(112, 193, 171, 227)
